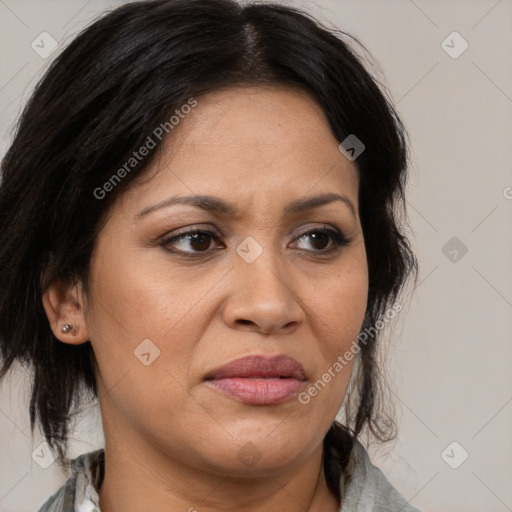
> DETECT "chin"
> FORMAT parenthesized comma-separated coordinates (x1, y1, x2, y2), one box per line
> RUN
(197, 431, 318, 475)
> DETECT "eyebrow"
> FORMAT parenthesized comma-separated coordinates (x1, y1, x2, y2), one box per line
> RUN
(135, 192, 356, 220)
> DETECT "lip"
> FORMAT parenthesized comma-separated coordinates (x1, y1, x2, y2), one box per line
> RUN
(205, 354, 306, 405)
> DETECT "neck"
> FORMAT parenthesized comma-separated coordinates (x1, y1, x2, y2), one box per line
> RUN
(98, 426, 340, 512)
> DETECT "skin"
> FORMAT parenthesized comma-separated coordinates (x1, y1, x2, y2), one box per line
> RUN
(42, 85, 368, 512)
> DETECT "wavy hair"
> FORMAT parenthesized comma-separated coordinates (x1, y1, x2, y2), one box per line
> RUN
(0, 0, 418, 495)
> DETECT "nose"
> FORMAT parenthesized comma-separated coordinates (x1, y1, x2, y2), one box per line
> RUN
(220, 244, 305, 335)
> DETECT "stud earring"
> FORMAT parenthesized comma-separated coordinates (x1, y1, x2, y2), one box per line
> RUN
(61, 323, 73, 333)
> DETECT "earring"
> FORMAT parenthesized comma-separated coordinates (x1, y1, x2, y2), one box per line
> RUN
(61, 323, 73, 333)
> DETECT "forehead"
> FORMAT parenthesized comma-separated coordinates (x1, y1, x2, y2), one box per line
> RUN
(119, 85, 360, 217)
(166, 85, 336, 155)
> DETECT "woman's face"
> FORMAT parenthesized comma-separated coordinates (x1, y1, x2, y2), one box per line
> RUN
(70, 85, 368, 474)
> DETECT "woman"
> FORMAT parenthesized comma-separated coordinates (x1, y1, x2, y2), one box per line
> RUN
(0, 0, 420, 510)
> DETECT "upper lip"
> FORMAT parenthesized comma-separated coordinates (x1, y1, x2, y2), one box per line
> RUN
(205, 354, 306, 381)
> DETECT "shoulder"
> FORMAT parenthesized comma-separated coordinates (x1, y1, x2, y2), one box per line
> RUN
(35, 449, 105, 512)
(35, 478, 75, 512)
(340, 438, 422, 512)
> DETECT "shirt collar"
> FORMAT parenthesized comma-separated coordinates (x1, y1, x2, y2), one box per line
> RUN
(70, 449, 104, 512)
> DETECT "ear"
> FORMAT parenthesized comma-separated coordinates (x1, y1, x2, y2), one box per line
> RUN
(41, 278, 89, 345)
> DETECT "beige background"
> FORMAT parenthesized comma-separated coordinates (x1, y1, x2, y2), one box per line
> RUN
(1, 1, 511, 511)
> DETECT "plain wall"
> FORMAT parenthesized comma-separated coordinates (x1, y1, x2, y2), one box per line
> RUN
(1, 1, 511, 511)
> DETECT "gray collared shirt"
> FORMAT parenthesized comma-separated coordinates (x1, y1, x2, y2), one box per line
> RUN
(36, 438, 421, 512)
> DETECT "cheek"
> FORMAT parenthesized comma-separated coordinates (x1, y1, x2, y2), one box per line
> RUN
(83, 255, 200, 426)
(86, 243, 178, 338)
(304, 254, 367, 403)
(314, 255, 368, 349)
(83, 244, 220, 387)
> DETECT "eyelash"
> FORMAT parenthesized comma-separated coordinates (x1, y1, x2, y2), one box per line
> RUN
(159, 225, 351, 258)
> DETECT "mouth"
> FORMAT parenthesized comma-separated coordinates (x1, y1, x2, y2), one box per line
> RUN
(204, 354, 306, 405)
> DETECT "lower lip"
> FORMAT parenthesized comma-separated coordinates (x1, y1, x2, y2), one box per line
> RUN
(206, 377, 305, 405)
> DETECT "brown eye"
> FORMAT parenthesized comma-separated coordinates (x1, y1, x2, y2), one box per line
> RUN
(306, 231, 330, 251)
(293, 228, 350, 253)
(160, 225, 350, 258)
(185, 232, 213, 251)
(161, 229, 223, 254)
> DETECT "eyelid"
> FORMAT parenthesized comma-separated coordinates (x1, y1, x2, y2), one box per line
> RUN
(159, 222, 351, 256)
(160, 223, 224, 240)
(292, 225, 352, 251)
(293, 223, 342, 238)
(160, 222, 345, 242)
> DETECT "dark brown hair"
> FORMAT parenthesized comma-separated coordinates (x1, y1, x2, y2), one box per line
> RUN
(0, 0, 417, 497)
